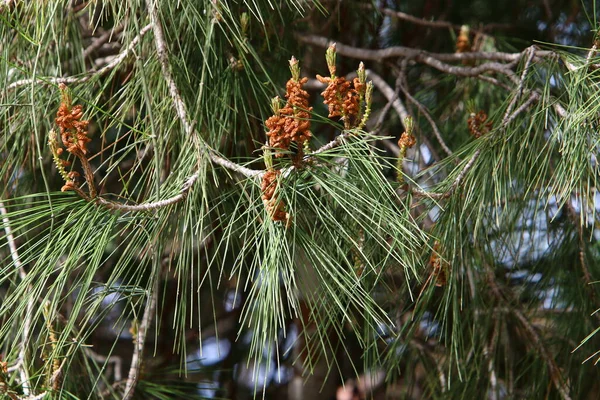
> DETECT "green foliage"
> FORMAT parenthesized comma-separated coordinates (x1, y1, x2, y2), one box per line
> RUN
(1, 1, 600, 399)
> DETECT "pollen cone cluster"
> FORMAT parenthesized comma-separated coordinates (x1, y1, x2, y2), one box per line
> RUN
(467, 110, 493, 138)
(398, 131, 416, 149)
(261, 170, 287, 222)
(317, 75, 363, 128)
(265, 58, 312, 158)
(456, 25, 471, 53)
(55, 84, 91, 156)
(429, 241, 449, 287)
(50, 84, 95, 197)
(317, 45, 368, 130)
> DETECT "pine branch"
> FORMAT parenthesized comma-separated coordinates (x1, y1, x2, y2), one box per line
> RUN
(95, 172, 199, 212)
(81, 25, 126, 60)
(297, 33, 551, 66)
(0, 201, 32, 396)
(145, 0, 261, 182)
(6, 24, 153, 90)
(122, 271, 159, 400)
(413, 149, 482, 200)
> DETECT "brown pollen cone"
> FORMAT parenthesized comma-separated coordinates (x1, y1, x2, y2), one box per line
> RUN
(55, 86, 91, 156)
(467, 110, 493, 138)
(429, 241, 449, 287)
(398, 132, 416, 149)
(456, 26, 471, 53)
(317, 75, 362, 128)
(261, 170, 287, 222)
(266, 77, 312, 158)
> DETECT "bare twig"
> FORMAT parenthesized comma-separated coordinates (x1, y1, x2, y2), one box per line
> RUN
(367, 70, 410, 122)
(563, 199, 600, 322)
(484, 321, 500, 400)
(297, 34, 551, 66)
(374, 6, 457, 30)
(371, 75, 402, 134)
(355, 3, 514, 33)
(82, 25, 125, 60)
(483, 264, 572, 400)
(84, 349, 123, 382)
(122, 274, 159, 400)
(586, 44, 598, 65)
(7, 24, 153, 91)
(503, 93, 538, 127)
(396, 63, 453, 156)
(0, 201, 31, 396)
(502, 47, 536, 125)
(95, 172, 199, 212)
(512, 309, 572, 400)
(412, 149, 481, 200)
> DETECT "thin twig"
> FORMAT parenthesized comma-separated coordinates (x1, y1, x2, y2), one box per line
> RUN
(396, 62, 453, 156)
(84, 349, 123, 382)
(483, 264, 572, 400)
(6, 24, 153, 91)
(0, 201, 31, 396)
(585, 43, 598, 65)
(297, 33, 550, 66)
(367, 70, 410, 122)
(512, 309, 572, 400)
(371, 75, 402, 134)
(95, 172, 199, 212)
(502, 93, 538, 127)
(82, 25, 125, 60)
(355, 3, 514, 33)
(413, 149, 481, 200)
(122, 273, 159, 400)
(373, 6, 457, 30)
(564, 199, 600, 322)
(502, 47, 536, 125)
(484, 321, 500, 400)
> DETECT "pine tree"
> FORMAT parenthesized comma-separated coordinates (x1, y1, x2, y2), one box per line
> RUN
(1, 1, 599, 399)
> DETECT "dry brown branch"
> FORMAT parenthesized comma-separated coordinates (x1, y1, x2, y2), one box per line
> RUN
(297, 33, 552, 65)
(82, 25, 126, 60)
